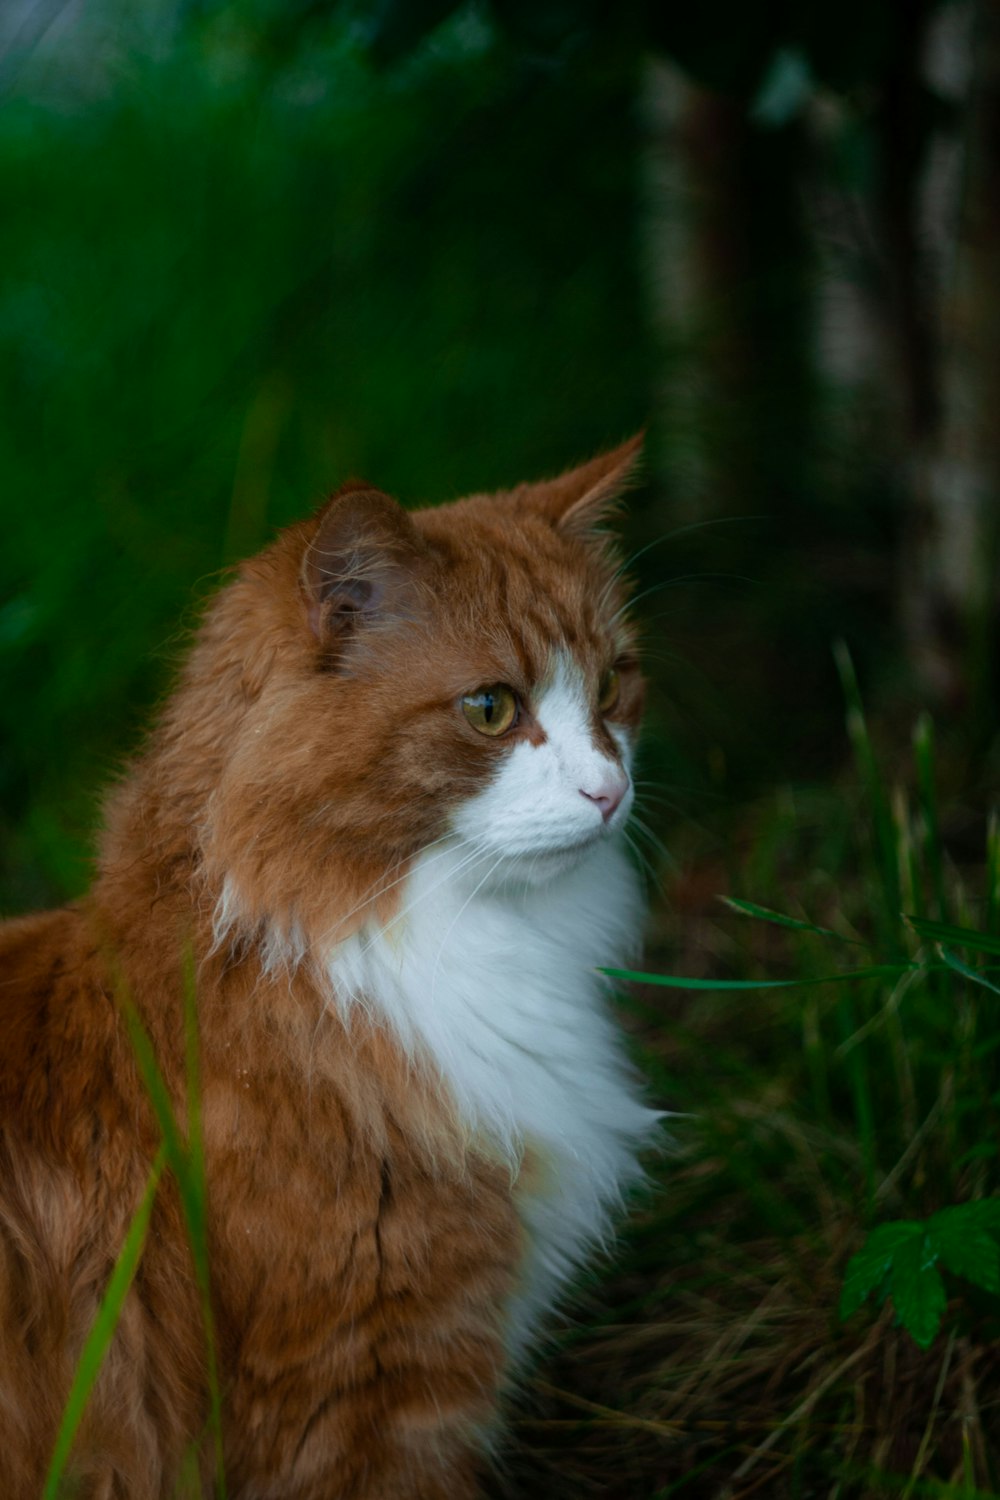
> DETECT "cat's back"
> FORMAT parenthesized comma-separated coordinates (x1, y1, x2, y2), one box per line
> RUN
(0, 905, 120, 1123)
(0, 901, 154, 1311)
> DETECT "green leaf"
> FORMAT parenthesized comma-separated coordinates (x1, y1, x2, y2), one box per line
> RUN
(889, 1234, 946, 1349)
(721, 897, 865, 945)
(953, 1199, 1000, 1235)
(937, 947, 1000, 996)
(840, 1221, 923, 1320)
(904, 915, 1000, 957)
(603, 964, 923, 991)
(926, 1208, 1000, 1292)
(43, 1150, 166, 1500)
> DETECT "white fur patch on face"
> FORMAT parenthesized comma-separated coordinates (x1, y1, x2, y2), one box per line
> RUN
(451, 653, 633, 871)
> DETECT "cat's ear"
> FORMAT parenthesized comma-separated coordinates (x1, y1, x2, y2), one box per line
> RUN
(301, 486, 425, 654)
(514, 432, 644, 540)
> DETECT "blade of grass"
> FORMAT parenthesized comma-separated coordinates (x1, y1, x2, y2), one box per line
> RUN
(181, 948, 227, 1500)
(834, 640, 903, 956)
(913, 714, 947, 925)
(834, 644, 904, 1210)
(721, 897, 866, 946)
(120, 997, 189, 1170)
(840, 1466, 999, 1498)
(43, 1148, 166, 1500)
(986, 810, 1000, 937)
(602, 964, 929, 990)
(120, 976, 226, 1498)
(887, 788, 920, 1141)
(905, 916, 1000, 958)
(937, 948, 1000, 997)
(894, 785, 921, 925)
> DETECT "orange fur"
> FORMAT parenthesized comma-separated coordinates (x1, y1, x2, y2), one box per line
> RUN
(0, 438, 645, 1497)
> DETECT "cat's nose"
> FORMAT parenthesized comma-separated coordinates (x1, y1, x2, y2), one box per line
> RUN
(579, 772, 629, 823)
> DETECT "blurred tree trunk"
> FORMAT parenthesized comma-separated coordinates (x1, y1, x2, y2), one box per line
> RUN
(644, 4, 999, 725)
(640, 58, 813, 525)
(903, 0, 1000, 723)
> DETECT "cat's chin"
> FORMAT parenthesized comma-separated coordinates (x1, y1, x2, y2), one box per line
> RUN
(461, 833, 607, 890)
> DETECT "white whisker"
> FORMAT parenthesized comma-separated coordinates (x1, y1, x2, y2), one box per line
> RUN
(351, 840, 495, 963)
(428, 849, 507, 1006)
(313, 830, 461, 950)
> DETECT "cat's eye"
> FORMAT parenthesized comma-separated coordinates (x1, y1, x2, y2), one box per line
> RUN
(598, 668, 621, 715)
(462, 684, 518, 737)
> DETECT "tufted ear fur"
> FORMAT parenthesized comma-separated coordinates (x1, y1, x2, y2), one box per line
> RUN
(512, 432, 644, 540)
(301, 486, 427, 660)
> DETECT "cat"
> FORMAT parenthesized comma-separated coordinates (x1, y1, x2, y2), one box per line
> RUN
(0, 434, 659, 1498)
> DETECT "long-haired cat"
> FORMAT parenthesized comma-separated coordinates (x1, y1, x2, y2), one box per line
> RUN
(0, 435, 659, 1498)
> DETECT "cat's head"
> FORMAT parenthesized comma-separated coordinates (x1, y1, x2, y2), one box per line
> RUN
(189, 436, 645, 949)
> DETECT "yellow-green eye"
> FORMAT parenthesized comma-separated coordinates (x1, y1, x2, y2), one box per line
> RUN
(461, 684, 518, 737)
(598, 668, 621, 715)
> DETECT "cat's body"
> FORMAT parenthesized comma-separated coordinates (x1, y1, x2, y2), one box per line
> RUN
(0, 438, 657, 1497)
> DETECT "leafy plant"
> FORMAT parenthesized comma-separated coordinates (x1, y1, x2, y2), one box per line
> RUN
(840, 1202, 1000, 1350)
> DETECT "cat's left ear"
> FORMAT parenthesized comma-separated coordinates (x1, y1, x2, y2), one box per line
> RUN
(301, 486, 427, 656)
(513, 432, 644, 540)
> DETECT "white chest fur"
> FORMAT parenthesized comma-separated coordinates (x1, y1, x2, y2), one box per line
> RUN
(325, 836, 660, 1354)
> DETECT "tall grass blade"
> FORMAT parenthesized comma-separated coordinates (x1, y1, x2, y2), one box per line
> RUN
(833, 645, 902, 1205)
(847, 1467, 999, 1498)
(937, 948, 1000, 997)
(181, 948, 227, 1500)
(43, 1149, 166, 1500)
(121, 998, 189, 1170)
(913, 714, 947, 924)
(893, 785, 921, 924)
(987, 809, 1000, 937)
(120, 976, 227, 1497)
(602, 964, 925, 989)
(904, 916, 1000, 958)
(721, 897, 866, 945)
(834, 641, 903, 955)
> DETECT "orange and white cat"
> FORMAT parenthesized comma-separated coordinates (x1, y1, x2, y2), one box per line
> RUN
(0, 436, 658, 1497)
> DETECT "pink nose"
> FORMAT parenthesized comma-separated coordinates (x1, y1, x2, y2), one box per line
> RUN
(579, 773, 628, 823)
